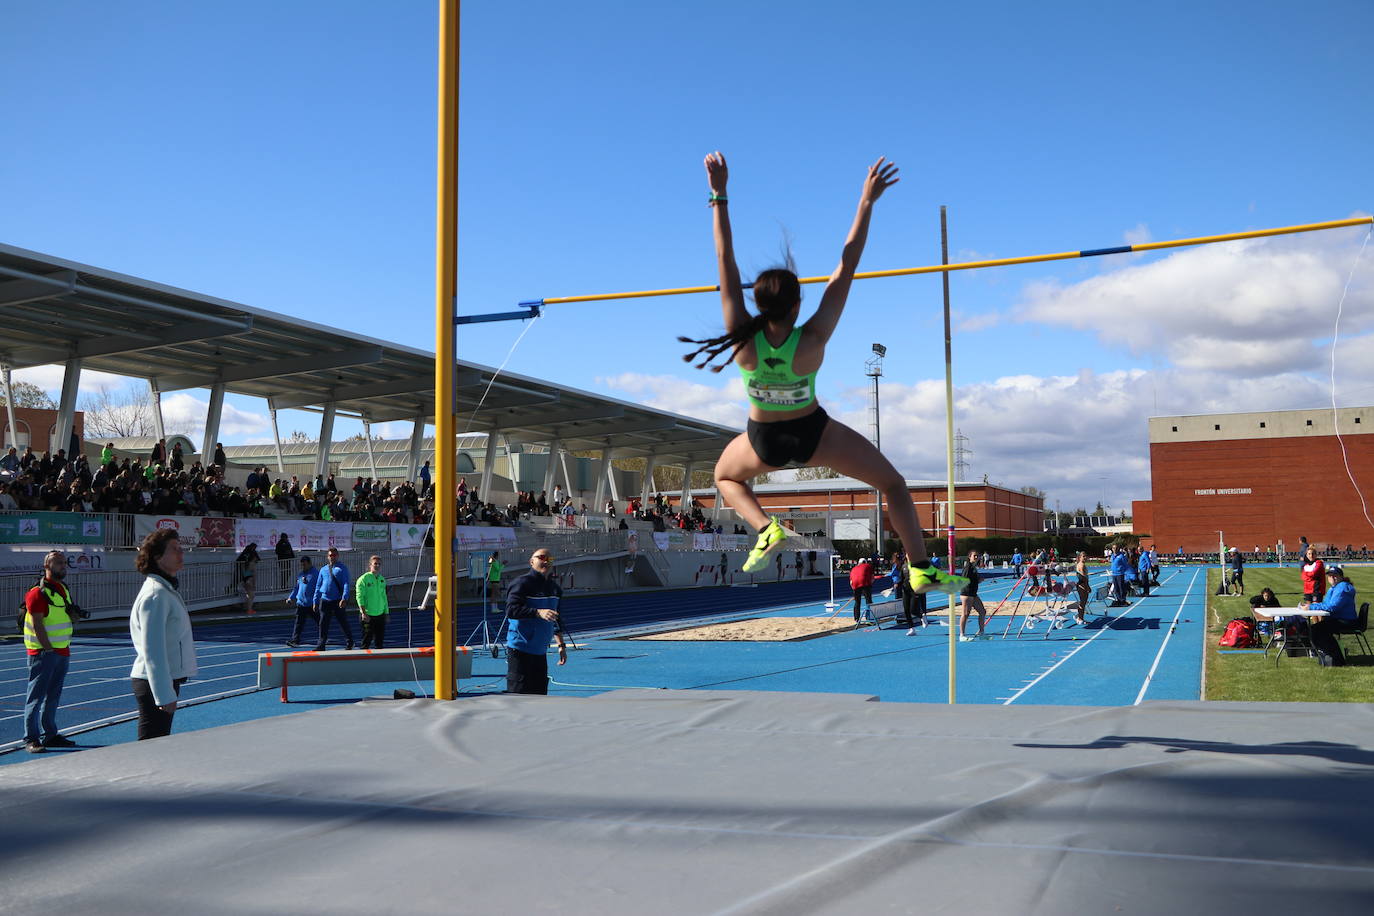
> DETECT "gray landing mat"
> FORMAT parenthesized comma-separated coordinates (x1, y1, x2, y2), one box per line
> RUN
(2, 691, 1373, 915)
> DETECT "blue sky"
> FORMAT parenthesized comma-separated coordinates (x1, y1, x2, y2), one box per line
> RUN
(3, 0, 1372, 514)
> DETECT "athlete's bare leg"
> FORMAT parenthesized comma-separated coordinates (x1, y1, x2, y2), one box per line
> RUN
(807, 419, 930, 562)
(713, 432, 777, 531)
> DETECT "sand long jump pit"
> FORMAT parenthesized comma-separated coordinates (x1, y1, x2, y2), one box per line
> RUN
(629, 616, 857, 642)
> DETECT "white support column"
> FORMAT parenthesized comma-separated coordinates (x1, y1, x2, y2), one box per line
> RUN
(680, 460, 695, 512)
(559, 449, 574, 501)
(406, 413, 425, 482)
(479, 427, 498, 500)
(542, 438, 561, 498)
(640, 452, 658, 506)
(148, 378, 165, 444)
(2, 365, 18, 452)
(314, 402, 337, 479)
(592, 442, 613, 512)
(605, 444, 620, 502)
(200, 383, 225, 465)
(362, 418, 379, 480)
(55, 358, 82, 456)
(268, 400, 286, 473)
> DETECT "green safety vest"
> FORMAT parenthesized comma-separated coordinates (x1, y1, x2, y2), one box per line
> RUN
(24, 582, 73, 651)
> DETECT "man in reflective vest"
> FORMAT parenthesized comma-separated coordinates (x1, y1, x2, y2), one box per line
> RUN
(24, 550, 78, 752)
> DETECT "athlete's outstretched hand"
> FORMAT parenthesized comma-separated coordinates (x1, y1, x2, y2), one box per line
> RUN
(862, 157, 899, 204)
(705, 151, 728, 195)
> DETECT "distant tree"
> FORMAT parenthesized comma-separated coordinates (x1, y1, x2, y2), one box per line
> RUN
(0, 380, 57, 409)
(79, 384, 153, 438)
(287, 430, 315, 444)
(795, 466, 841, 480)
(1093, 501, 1106, 515)
(1020, 485, 1046, 498)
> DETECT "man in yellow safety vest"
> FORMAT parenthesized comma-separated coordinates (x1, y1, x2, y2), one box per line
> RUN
(23, 550, 79, 753)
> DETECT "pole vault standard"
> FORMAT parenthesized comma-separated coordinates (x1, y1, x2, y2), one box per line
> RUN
(433, 0, 459, 700)
(506, 216, 1373, 311)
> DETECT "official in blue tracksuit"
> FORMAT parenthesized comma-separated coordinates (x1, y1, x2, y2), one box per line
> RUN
(1108, 548, 1131, 607)
(285, 556, 320, 648)
(504, 549, 567, 694)
(1137, 550, 1153, 598)
(311, 547, 354, 651)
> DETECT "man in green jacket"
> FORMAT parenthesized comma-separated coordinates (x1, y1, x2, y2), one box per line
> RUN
(355, 555, 389, 649)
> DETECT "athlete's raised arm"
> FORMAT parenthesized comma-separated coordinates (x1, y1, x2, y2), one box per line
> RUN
(706, 151, 749, 334)
(805, 157, 899, 342)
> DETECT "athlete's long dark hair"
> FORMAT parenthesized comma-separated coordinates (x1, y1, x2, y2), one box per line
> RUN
(679, 266, 802, 372)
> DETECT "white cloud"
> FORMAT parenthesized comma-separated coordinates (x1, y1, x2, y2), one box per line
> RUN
(598, 372, 750, 427)
(161, 392, 272, 442)
(1017, 224, 1374, 375)
(12, 366, 131, 397)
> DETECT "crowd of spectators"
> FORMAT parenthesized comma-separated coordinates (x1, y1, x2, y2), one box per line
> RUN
(0, 442, 451, 525)
(514, 487, 727, 533)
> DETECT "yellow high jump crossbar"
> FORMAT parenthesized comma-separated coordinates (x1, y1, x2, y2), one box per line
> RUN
(516, 216, 1373, 310)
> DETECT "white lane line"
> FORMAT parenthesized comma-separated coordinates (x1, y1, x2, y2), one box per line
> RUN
(1000, 568, 1182, 706)
(0, 671, 257, 723)
(1132, 568, 1201, 705)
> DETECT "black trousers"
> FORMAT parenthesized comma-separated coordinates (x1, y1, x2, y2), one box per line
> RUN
(290, 604, 320, 643)
(314, 599, 355, 650)
(851, 584, 873, 621)
(507, 647, 549, 695)
(131, 677, 185, 740)
(900, 589, 927, 627)
(361, 612, 387, 649)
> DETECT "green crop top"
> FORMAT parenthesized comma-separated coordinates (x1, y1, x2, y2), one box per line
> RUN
(738, 327, 818, 412)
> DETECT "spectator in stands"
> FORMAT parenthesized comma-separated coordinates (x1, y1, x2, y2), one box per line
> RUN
(420, 461, 432, 494)
(213, 443, 226, 469)
(1, 446, 19, 477)
(170, 442, 184, 471)
(129, 528, 197, 740)
(0, 482, 17, 510)
(1301, 546, 1326, 603)
(151, 438, 166, 466)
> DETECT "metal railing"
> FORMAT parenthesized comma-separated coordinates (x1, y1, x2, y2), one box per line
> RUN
(2, 550, 437, 629)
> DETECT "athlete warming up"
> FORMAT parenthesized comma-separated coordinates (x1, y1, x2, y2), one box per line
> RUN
(680, 152, 967, 596)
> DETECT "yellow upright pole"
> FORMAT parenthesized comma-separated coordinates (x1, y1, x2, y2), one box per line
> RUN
(940, 206, 958, 704)
(433, 0, 459, 700)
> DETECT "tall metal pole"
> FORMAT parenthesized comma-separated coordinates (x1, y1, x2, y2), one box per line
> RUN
(433, 0, 460, 700)
(865, 346, 885, 559)
(941, 206, 958, 704)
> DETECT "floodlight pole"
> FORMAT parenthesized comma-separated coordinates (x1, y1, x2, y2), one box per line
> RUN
(433, 0, 460, 700)
(865, 344, 885, 559)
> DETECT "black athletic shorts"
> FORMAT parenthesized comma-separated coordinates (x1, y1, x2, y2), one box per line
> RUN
(506, 647, 549, 695)
(746, 407, 830, 468)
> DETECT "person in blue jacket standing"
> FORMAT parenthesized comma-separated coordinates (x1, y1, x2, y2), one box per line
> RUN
(505, 549, 568, 694)
(312, 546, 355, 651)
(1137, 549, 1153, 598)
(284, 555, 319, 648)
(1108, 547, 1131, 607)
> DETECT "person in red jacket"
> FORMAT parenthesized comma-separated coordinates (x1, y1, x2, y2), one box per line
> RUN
(849, 557, 876, 625)
(1300, 546, 1326, 603)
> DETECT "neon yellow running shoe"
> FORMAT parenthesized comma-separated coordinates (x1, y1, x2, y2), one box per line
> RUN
(741, 517, 788, 573)
(909, 563, 969, 595)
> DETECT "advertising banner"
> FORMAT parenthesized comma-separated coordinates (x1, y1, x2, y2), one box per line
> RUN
(351, 523, 391, 546)
(652, 531, 690, 551)
(0, 512, 103, 545)
(693, 532, 718, 551)
(583, 517, 607, 532)
(717, 534, 748, 551)
(236, 519, 352, 552)
(455, 526, 517, 549)
(390, 523, 431, 550)
(134, 515, 236, 549)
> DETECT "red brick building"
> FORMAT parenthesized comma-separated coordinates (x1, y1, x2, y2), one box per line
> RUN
(1134, 407, 1374, 553)
(688, 478, 1044, 540)
(1, 406, 85, 454)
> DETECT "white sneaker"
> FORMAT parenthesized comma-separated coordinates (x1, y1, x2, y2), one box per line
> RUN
(959, 635, 974, 642)
(906, 627, 916, 636)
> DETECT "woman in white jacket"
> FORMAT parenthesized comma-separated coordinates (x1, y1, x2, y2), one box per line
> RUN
(129, 528, 198, 740)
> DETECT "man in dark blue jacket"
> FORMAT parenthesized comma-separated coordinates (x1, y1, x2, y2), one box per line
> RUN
(1108, 547, 1131, 607)
(312, 547, 355, 651)
(504, 549, 567, 694)
(285, 555, 320, 648)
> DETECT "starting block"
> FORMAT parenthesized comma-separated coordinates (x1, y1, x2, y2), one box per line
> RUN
(257, 646, 474, 702)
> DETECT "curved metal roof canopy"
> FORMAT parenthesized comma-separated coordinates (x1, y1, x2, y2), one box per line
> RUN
(0, 242, 739, 465)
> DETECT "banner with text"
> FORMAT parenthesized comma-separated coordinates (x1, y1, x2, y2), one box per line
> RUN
(236, 519, 352, 552)
(133, 515, 236, 549)
(0, 512, 104, 545)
